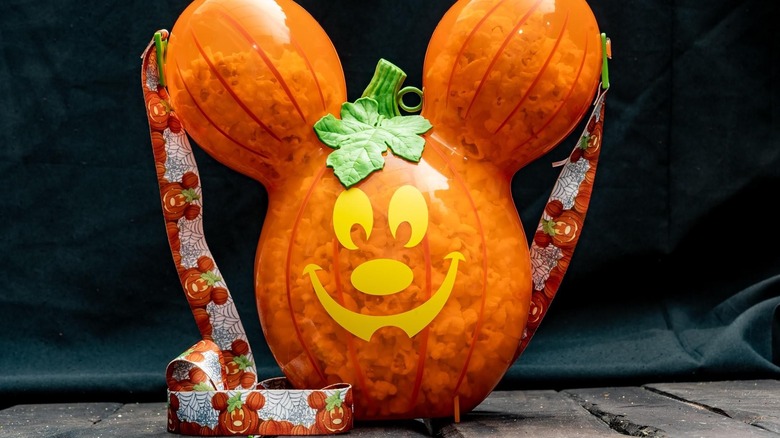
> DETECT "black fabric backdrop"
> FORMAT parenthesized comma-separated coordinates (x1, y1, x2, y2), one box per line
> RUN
(1, 0, 779, 409)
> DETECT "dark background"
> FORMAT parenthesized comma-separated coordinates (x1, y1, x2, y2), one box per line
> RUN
(1, 0, 778, 408)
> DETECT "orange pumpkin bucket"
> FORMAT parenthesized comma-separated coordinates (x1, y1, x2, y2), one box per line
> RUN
(143, 0, 610, 427)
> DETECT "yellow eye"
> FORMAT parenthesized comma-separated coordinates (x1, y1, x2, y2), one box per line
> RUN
(333, 188, 373, 250)
(388, 185, 428, 248)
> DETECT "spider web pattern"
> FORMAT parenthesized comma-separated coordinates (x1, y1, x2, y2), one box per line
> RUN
(200, 350, 223, 383)
(178, 216, 208, 269)
(530, 242, 564, 291)
(163, 130, 196, 183)
(171, 360, 192, 382)
(207, 299, 252, 359)
(144, 61, 159, 94)
(549, 158, 589, 210)
(177, 392, 220, 427)
(258, 390, 317, 426)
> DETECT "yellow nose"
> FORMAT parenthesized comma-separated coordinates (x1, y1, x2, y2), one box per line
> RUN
(350, 258, 413, 296)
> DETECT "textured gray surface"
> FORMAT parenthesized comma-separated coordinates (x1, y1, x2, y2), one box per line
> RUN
(1, 381, 779, 437)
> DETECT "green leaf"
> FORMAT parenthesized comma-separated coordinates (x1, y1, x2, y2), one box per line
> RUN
(313, 115, 351, 148)
(181, 188, 200, 203)
(193, 382, 213, 392)
(325, 390, 343, 411)
(313, 96, 432, 188)
(578, 134, 591, 150)
(200, 271, 221, 285)
(325, 138, 386, 188)
(380, 114, 432, 135)
(542, 219, 556, 236)
(227, 393, 243, 413)
(380, 116, 431, 161)
(233, 355, 254, 371)
(342, 98, 381, 126)
(178, 347, 194, 359)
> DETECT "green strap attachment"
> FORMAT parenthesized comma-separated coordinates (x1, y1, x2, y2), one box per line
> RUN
(154, 31, 168, 87)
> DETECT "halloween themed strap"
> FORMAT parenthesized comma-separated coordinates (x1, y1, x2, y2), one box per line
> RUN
(141, 31, 354, 436)
(514, 36, 611, 359)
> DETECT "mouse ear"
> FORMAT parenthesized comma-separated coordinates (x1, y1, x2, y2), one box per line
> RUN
(163, 0, 347, 187)
(421, 0, 603, 172)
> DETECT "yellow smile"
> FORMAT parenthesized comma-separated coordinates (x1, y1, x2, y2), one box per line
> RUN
(303, 251, 465, 341)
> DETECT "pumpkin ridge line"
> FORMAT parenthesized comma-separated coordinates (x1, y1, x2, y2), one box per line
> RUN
(424, 138, 491, 401)
(504, 30, 590, 157)
(331, 236, 372, 415)
(213, 7, 308, 124)
(174, 57, 274, 161)
(291, 38, 328, 113)
(408, 233, 434, 412)
(284, 165, 329, 384)
(493, 12, 571, 133)
(464, 0, 545, 118)
(445, 0, 510, 110)
(188, 28, 283, 143)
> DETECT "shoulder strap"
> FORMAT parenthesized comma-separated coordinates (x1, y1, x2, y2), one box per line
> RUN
(141, 31, 353, 436)
(515, 86, 609, 360)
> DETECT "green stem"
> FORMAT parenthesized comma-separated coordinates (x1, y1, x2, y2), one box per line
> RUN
(361, 59, 407, 118)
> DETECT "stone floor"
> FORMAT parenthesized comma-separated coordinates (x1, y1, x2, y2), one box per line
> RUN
(1, 379, 778, 437)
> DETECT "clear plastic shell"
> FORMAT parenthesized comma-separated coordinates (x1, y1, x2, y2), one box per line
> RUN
(164, 0, 601, 421)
